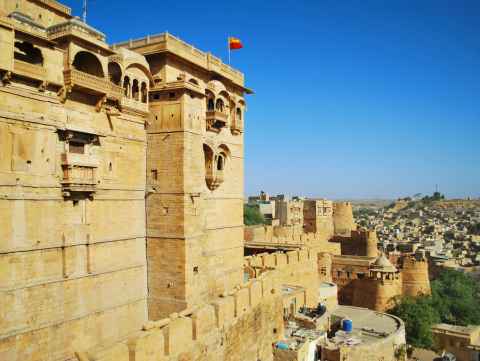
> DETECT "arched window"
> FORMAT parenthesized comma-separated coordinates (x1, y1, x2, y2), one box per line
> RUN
(14, 41, 43, 65)
(132, 79, 139, 101)
(215, 98, 224, 112)
(123, 76, 130, 97)
(141, 82, 148, 103)
(217, 155, 224, 171)
(207, 98, 215, 111)
(236, 107, 242, 120)
(72, 51, 104, 77)
(108, 62, 122, 85)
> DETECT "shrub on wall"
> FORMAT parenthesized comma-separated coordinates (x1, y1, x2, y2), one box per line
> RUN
(244, 204, 265, 225)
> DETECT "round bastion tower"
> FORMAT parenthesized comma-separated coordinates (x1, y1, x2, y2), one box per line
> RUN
(333, 202, 357, 236)
(365, 230, 379, 258)
(401, 254, 431, 297)
(353, 254, 402, 312)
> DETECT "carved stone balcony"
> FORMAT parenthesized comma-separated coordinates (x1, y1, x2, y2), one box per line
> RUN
(63, 68, 108, 95)
(61, 153, 99, 197)
(205, 169, 224, 190)
(206, 111, 227, 133)
(231, 117, 243, 135)
(107, 82, 123, 101)
(120, 97, 149, 115)
(13, 60, 46, 82)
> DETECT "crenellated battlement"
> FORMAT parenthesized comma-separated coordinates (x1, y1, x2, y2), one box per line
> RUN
(74, 270, 282, 361)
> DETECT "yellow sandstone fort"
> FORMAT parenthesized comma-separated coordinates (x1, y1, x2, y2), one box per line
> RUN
(0, 1, 430, 361)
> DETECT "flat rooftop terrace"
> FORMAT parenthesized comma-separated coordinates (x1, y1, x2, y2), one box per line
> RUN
(329, 305, 403, 345)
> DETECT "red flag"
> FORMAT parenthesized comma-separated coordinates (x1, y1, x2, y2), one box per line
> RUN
(229, 37, 243, 50)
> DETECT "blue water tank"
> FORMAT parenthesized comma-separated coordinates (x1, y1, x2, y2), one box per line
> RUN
(275, 342, 289, 350)
(342, 318, 353, 333)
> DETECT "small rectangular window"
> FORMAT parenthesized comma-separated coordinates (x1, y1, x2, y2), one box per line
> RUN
(151, 169, 158, 181)
(69, 141, 84, 154)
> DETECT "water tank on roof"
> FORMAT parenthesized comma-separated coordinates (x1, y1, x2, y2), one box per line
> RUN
(342, 318, 353, 333)
(275, 342, 289, 350)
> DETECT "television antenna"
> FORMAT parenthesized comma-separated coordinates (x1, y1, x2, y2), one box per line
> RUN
(82, 0, 87, 23)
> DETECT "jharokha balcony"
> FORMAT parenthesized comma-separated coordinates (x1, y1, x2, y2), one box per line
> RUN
(61, 153, 99, 197)
(63, 68, 109, 95)
(206, 110, 228, 132)
(13, 59, 46, 82)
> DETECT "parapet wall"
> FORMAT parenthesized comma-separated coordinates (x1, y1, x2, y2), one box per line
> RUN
(244, 248, 320, 307)
(333, 229, 378, 257)
(73, 270, 284, 361)
(244, 224, 340, 253)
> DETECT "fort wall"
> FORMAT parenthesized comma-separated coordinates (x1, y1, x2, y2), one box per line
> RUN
(69, 270, 285, 361)
(245, 248, 320, 307)
(333, 229, 378, 257)
(401, 256, 431, 297)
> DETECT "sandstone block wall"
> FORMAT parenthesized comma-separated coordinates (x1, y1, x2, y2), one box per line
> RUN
(144, 53, 246, 319)
(333, 229, 378, 257)
(244, 248, 320, 307)
(69, 271, 285, 361)
(0, 3, 151, 359)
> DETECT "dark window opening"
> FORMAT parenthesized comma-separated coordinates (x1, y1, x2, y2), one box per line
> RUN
(217, 156, 224, 171)
(236, 107, 242, 120)
(151, 169, 158, 180)
(108, 162, 113, 172)
(69, 141, 85, 154)
(123, 76, 130, 97)
(207, 98, 215, 111)
(132, 79, 139, 101)
(108, 62, 122, 85)
(141, 82, 148, 103)
(193, 266, 199, 274)
(154, 93, 160, 100)
(72, 51, 104, 77)
(215, 98, 224, 112)
(169, 92, 175, 99)
(14, 41, 43, 65)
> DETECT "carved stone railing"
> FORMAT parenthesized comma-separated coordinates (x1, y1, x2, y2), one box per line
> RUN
(47, 18, 106, 42)
(231, 115, 243, 135)
(120, 97, 149, 115)
(206, 111, 227, 132)
(63, 68, 108, 94)
(13, 60, 46, 81)
(61, 153, 98, 197)
(107, 82, 123, 100)
(205, 168, 224, 190)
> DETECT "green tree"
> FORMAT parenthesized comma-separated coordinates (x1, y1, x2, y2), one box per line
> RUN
(430, 269, 480, 325)
(388, 269, 480, 349)
(243, 204, 265, 226)
(389, 296, 439, 348)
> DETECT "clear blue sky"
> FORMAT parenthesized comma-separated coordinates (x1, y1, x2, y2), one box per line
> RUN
(64, 0, 479, 199)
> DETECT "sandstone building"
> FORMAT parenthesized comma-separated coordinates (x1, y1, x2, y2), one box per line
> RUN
(0, 2, 408, 361)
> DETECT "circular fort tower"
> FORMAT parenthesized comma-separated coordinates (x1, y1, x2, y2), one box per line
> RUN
(353, 254, 402, 312)
(333, 202, 356, 236)
(365, 230, 379, 258)
(401, 255, 431, 297)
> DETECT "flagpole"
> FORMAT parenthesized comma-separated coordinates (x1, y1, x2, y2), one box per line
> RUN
(228, 37, 231, 65)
